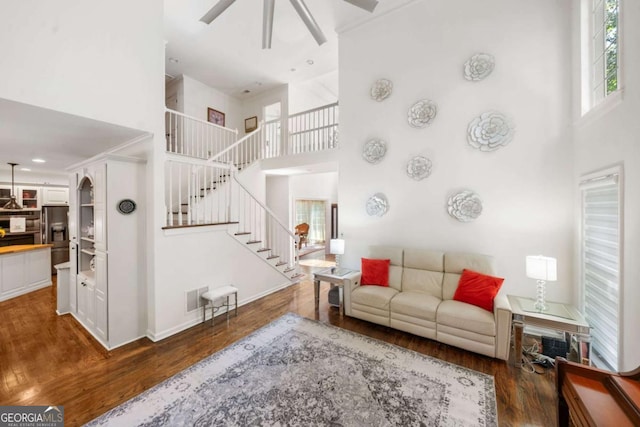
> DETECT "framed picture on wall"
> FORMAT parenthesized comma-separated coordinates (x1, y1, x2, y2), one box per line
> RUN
(207, 108, 225, 126)
(245, 116, 258, 133)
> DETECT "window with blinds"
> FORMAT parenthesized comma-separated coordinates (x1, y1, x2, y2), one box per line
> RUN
(580, 167, 622, 371)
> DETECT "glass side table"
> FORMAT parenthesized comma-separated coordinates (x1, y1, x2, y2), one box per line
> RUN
(507, 295, 591, 367)
(312, 268, 359, 315)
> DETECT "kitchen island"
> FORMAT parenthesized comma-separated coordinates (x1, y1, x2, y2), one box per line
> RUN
(0, 244, 52, 302)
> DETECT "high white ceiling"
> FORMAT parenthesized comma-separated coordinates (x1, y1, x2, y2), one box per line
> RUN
(164, 0, 402, 97)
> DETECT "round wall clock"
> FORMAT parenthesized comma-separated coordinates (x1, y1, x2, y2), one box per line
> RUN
(117, 199, 137, 215)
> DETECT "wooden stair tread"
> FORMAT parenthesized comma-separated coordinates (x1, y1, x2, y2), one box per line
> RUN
(275, 261, 287, 267)
(235, 232, 251, 236)
(246, 240, 262, 245)
(256, 248, 271, 253)
(266, 255, 279, 260)
(162, 221, 239, 230)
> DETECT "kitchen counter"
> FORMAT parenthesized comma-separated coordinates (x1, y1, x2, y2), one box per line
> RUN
(0, 244, 53, 255)
(0, 244, 52, 302)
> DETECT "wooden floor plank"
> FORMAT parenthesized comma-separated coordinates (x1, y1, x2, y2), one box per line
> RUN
(0, 261, 556, 426)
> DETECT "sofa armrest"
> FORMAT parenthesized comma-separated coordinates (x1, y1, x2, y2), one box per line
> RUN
(493, 294, 512, 361)
(342, 271, 362, 317)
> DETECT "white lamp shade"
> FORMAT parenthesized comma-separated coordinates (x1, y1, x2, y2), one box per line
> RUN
(526, 255, 557, 281)
(330, 239, 345, 255)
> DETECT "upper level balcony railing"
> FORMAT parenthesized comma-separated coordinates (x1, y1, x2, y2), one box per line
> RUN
(165, 109, 238, 159)
(287, 102, 338, 155)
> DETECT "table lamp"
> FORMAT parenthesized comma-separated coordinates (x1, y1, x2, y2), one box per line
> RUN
(526, 255, 557, 311)
(330, 238, 345, 268)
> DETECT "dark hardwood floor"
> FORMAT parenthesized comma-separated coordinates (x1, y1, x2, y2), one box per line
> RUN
(0, 257, 556, 426)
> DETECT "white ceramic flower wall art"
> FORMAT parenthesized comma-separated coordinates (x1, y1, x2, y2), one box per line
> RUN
(408, 99, 438, 128)
(366, 193, 389, 217)
(447, 190, 483, 222)
(406, 156, 433, 181)
(467, 111, 514, 152)
(362, 139, 387, 164)
(370, 79, 393, 102)
(464, 53, 495, 81)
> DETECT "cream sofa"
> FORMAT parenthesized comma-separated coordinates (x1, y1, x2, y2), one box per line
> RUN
(343, 246, 512, 361)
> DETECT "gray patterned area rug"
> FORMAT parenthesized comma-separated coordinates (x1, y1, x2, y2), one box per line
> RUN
(85, 313, 497, 426)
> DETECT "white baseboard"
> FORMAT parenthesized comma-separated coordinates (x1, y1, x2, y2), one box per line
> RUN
(146, 280, 294, 342)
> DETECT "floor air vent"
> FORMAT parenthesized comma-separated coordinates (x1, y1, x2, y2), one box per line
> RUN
(186, 287, 209, 313)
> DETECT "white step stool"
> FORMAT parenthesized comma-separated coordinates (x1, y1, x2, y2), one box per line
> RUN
(201, 285, 238, 325)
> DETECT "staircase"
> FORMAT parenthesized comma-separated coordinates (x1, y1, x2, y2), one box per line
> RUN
(163, 103, 339, 282)
(164, 109, 302, 282)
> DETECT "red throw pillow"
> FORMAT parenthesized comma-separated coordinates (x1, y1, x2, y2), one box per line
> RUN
(453, 269, 504, 312)
(361, 258, 391, 287)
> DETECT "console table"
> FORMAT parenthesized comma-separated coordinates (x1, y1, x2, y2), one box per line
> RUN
(508, 295, 591, 367)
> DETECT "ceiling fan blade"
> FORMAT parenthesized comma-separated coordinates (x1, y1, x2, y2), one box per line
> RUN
(289, 0, 327, 46)
(343, 0, 378, 12)
(262, 0, 275, 49)
(200, 0, 236, 24)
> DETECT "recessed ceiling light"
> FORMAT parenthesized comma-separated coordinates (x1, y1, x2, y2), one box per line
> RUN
(32, 158, 46, 163)
(306, 59, 314, 65)
(20, 168, 31, 171)
(169, 57, 179, 63)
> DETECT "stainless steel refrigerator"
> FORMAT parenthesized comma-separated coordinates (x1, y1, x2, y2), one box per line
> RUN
(42, 205, 70, 275)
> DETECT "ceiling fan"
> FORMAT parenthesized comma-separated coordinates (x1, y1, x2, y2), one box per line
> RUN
(200, 0, 379, 49)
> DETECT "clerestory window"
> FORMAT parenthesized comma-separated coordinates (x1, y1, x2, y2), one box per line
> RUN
(581, 0, 620, 114)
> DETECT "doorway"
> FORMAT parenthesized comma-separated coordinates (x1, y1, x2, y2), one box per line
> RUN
(295, 199, 326, 256)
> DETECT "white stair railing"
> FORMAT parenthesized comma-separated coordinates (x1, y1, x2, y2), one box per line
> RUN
(208, 123, 266, 169)
(264, 118, 281, 158)
(288, 102, 339, 155)
(165, 108, 238, 159)
(164, 155, 234, 227)
(232, 174, 298, 269)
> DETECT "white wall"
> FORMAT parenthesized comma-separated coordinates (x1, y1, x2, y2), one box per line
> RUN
(241, 85, 289, 141)
(289, 70, 339, 114)
(182, 75, 243, 132)
(152, 226, 290, 338)
(571, 1, 640, 371)
(266, 176, 291, 227)
(0, 0, 164, 135)
(338, 0, 573, 302)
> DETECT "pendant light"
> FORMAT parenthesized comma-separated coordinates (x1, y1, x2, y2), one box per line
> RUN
(3, 163, 23, 210)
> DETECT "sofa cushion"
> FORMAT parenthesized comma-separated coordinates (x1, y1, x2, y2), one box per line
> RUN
(403, 249, 444, 271)
(361, 258, 390, 287)
(370, 246, 404, 290)
(442, 252, 495, 300)
(437, 299, 496, 337)
(390, 291, 441, 322)
(351, 285, 399, 310)
(402, 268, 444, 298)
(453, 269, 504, 312)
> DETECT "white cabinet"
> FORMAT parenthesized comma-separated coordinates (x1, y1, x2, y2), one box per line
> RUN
(0, 247, 52, 302)
(0, 185, 41, 209)
(43, 187, 69, 205)
(69, 155, 144, 350)
(20, 187, 39, 209)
